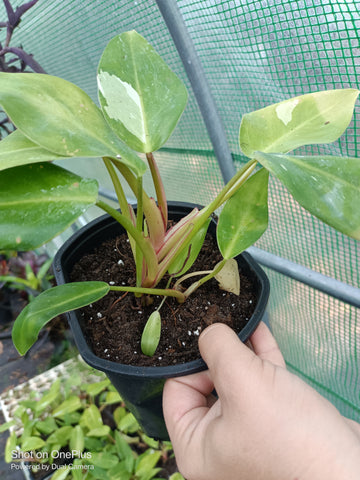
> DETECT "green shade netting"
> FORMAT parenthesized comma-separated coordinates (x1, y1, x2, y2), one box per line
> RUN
(3, 0, 359, 420)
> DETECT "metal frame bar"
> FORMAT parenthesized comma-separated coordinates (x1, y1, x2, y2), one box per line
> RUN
(155, 0, 236, 184)
(154, 0, 360, 308)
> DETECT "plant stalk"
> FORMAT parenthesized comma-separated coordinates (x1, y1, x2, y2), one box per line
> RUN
(96, 199, 158, 285)
(109, 285, 186, 303)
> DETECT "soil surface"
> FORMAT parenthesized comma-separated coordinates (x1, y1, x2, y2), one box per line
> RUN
(71, 233, 257, 367)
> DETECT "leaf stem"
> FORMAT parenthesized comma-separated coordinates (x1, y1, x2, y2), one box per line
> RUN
(96, 199, 158, 285)
(109, 285, 186, 303)
(183, 258, 227, 298)
(135, 176, 144, 289)
(146, 152, 167, 227)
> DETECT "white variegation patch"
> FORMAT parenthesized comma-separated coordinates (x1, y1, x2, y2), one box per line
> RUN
(275, 98, 299, 126)
(97, 71, 146, 144)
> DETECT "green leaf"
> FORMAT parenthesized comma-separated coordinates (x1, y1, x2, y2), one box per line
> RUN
(35, 417, 58, 436)
(81, 404, 103, 430)
(135, 450, 162, 478)
(47, 426, 73, 446)
(0, 72, 146, 176)
(255, 152, 360, 240)
(114, 430, 134, 463)
(103, 391, 122, 405)
(113, 406, 127, 426)
(141, 311, 161, 357)
(21, 436, 46, 451)
(167, 218, 211, 276)
(53, 396, 82, 418)
(69, 425, 84, 453)
(83, 379, 111, 397)
(35, 380, 61, 413)
(117, 412, 140, 434)
(88, 452, 119, 469)
(0, 163, 98, 251)
(0, 130, 65, 172)
(12, 282, 109, 355)
(5, 432, 17, 463)
(217, 168, 269, 259)
(240, 89, 360, 157)
(108, 462, 133, 480)
(97, 30, 188, 152)
(0, 420, 15, 433)
(51, 466, 71, 480)
(169, 474, 186, 480)
(87, 425, 111, 437)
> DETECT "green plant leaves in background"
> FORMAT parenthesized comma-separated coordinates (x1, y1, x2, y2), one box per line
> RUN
(0, 72, 146, 176)
(98, 30, 188, 153)
(255, 152, 360, 240)
(240, 89, 360, 156)
(217, 168, 269, 259)
(12, 282, 110, 355)
(0, 163, 98, 250)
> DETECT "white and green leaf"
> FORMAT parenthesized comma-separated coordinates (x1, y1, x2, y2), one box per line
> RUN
(97, 30, 188, 152)
(240, 89, 360, 156)
(0, 72, 146, 176)
(255, 152, 360, 240)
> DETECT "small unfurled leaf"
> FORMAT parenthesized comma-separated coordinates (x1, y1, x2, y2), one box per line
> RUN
(141, 311, 161, 357)
(12, 282, 110, 355)
(0, 163, 98, 251)
(0, 72, 146, 176)
(98, 30, 188, 153)
(255, 152, 360, 240)
(214, 259, 240, 295)
(217, 168, 269, 259)
(240, 89, 360, 157)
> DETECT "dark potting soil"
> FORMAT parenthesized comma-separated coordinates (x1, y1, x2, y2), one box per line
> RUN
(70, 233, 257, 367)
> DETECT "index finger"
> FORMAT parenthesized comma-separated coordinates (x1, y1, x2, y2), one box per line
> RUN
(163, 370, 214, 443)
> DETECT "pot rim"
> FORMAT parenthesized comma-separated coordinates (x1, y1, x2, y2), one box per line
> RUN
(54, 201, 270, 379)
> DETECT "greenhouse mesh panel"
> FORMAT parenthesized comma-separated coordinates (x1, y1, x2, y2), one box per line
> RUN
(2, 0, 359, 420)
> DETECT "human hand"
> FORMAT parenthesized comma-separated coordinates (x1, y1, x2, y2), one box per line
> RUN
(163, 322, 360, 480)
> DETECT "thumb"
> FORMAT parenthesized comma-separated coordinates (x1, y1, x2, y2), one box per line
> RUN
(198, 322, 257, 404)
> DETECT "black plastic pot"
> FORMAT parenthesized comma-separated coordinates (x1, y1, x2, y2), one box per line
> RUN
(54, 202, 270, 440)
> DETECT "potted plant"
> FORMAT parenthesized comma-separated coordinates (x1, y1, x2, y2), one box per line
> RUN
(0, 30, 359, 439)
